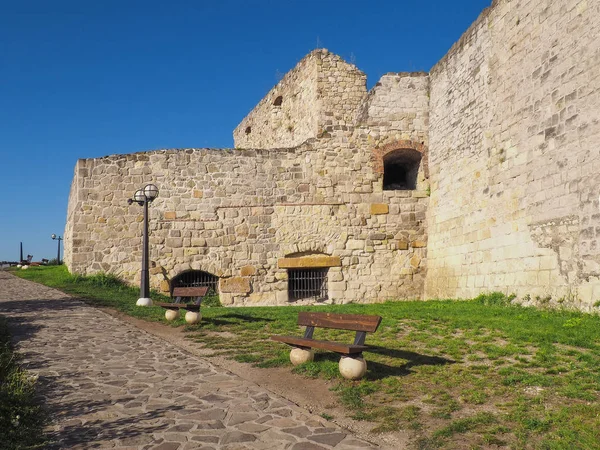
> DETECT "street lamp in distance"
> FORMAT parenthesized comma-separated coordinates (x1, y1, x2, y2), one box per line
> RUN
(51, 234, 63, 265)
(127, 184, 159, 306)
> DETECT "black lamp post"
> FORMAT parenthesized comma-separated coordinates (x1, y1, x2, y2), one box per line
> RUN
(51, 234, 63, 264)
(128, 184, 159, 306)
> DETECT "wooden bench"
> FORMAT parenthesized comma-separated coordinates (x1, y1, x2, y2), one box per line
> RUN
(271, 312, 382, 379)
(157, 286, 209, 323)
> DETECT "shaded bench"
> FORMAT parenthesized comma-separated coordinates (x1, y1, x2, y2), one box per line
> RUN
(156, 286, 209, 324)
(271, 311, 382, 380)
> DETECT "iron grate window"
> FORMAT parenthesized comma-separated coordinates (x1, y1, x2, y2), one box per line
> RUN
(288, 268, 328, 302)
(171, 270, 219, 296)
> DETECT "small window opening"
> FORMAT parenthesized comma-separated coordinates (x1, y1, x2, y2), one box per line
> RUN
(383, 148, 422, 190)
(288, 268, 328, 302)
(273, 96, 283, 106)
(245, 126, 251, 135)
(171, 270, 219, 296)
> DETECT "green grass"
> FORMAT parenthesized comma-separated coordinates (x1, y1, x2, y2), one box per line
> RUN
(0, 316, 48, 449)
(9, 266, 600, 449)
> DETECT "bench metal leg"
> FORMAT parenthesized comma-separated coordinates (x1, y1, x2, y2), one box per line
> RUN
(289, 347, 314, 366)
(339, 354, 367, 380)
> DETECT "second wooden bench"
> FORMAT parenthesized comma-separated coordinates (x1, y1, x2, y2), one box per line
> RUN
(156, 286, 209, 324)
(272, 311, 382, 380)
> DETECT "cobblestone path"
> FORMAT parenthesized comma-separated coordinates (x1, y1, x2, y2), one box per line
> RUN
(0, 272, 377, 450)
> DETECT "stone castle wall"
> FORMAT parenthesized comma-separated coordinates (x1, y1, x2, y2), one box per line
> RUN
(65, 138, 429, 306)
(426, 0, 600, 308)
(65, 0, 600, 310)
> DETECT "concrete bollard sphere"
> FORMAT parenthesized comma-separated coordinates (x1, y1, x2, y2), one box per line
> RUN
(16, 264, 22, 268)
(185, 311, 202, 324)
(136, 298, 152, 307)
(164, 309, 179, 321)
(21, 265, 29, 270)
(339, 355, 367, 380)
(289, 347, 314, 366)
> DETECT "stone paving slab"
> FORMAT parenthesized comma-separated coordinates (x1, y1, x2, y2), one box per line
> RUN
(0, 271, 378, 449)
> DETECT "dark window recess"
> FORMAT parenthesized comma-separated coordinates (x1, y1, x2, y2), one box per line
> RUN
(171, 270, 219, 296)
(245, 126, 251, 135)
(383, 148, 422, 190)
(288, 268, 328, 302)
(273, 95, 283, 106)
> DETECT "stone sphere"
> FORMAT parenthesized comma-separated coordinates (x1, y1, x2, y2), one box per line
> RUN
(136, 298, 152, 307)
(16, 264, 22, 268)
(289, 347, 314, 366)
(185, 311, 202, 324)
(21, 265, 29, 270)
(339, 355, 367, 380)
(164, 309, 179, 321)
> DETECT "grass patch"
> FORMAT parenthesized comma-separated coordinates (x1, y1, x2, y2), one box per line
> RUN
(0, 316, 48, 449)
(10, 268, 600, 449)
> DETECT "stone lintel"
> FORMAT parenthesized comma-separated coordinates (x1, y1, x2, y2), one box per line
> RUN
(278, 256, 341, 269)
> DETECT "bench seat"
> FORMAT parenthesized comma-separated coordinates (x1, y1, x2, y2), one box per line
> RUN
(271, 312, 382, 379)
(271, 335, 368, 354)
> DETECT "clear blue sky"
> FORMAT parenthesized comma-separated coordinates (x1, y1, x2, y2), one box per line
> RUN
(0, 0, 491, 262)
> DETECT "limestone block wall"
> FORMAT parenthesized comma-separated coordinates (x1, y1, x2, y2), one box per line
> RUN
(426, 0, 600, 308)
(233, 49, 367, 149)
(315, 51, 367, 132)
(65, 130, 428, 305)
(358, 72, 429, 137)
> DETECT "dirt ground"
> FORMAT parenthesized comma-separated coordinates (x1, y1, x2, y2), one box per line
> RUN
(104, 307, 410, 449)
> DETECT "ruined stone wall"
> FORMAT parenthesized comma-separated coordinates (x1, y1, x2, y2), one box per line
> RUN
(65, 131, 428, 305)
(427, 0, 600, 308)
(233, 53, 319, 149)
(233, 50, 367, 149)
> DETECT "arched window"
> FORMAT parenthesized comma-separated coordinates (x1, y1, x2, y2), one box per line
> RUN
(171, 270, 219, 296)
(245, 126, 251, 135)
(383, 148, 422, 190)
(273, 96, 283, 106)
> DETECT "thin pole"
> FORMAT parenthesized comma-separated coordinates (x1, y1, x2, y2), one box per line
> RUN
(140, 199, 150, 299)
(20, 242, 23, 262)
(57, 238, 62, 264)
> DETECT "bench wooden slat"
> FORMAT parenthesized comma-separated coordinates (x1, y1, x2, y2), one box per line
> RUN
(297, 312, 382, 333)
(172, 286, 209, 297)
(271, 335, 368, 355)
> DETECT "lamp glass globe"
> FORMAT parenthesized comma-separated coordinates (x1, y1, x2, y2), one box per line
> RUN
(144, 184, 159, 200)
(133, 189, 145, 202)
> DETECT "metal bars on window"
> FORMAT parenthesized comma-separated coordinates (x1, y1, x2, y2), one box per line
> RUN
(171, 270, 219, 295)
(288, 268, 328, 302)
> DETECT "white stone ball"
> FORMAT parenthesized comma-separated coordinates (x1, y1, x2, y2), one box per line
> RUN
(339, 355, 367, 380)
(16, 264, 22, 268)
(185, 311, 202, 324)
(164, 309, 179, 321)
(136, 298, 152, 307)
(21, 265, 29, 270)
(289, 347, 314, 366)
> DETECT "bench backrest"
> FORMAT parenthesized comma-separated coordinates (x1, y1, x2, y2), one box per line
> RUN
(298, 312, 382, 333)
(172, 286, 209, 298)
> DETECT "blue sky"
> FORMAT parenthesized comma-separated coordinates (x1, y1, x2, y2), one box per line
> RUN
(0, 0, 490, 262)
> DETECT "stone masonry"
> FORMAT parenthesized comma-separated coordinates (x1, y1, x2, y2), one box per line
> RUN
(65, 0, 600, 309)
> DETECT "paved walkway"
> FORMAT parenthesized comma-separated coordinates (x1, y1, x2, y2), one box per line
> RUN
(0, 271, 377, 450)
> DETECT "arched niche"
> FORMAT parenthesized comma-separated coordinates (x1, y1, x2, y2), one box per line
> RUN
(170, 269, 219, 296)
(383, 148, 422, 190)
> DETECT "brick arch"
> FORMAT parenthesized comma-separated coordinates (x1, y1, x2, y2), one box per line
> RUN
(371, 140, 429, 179)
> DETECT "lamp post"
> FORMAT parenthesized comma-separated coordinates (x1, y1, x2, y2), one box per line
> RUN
(51, 234, 63, 264)
(128, 184, 159, 306)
